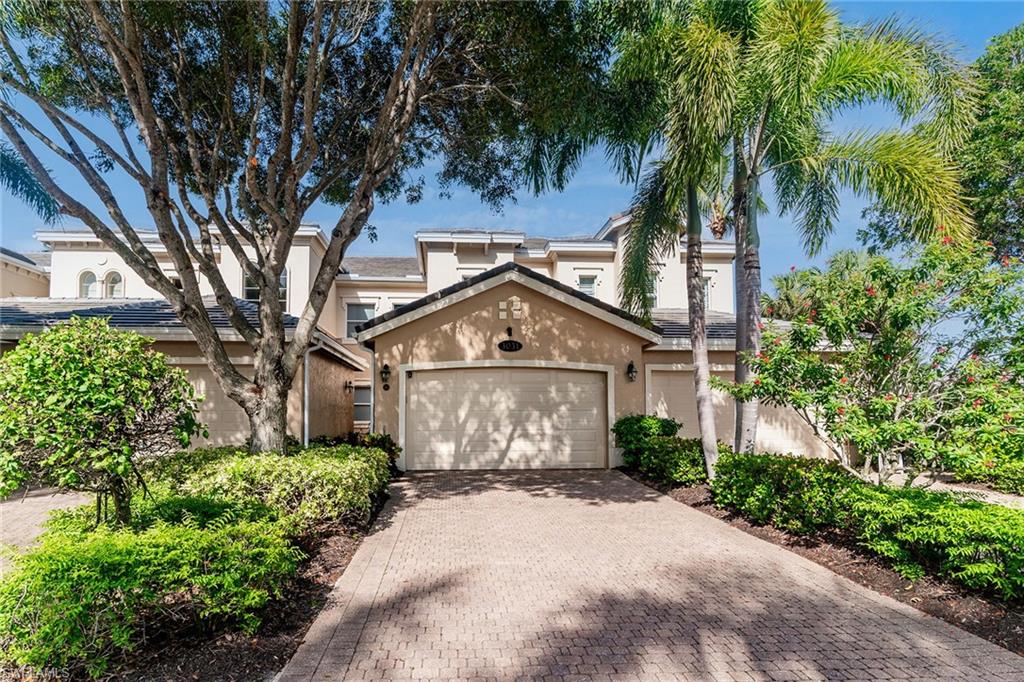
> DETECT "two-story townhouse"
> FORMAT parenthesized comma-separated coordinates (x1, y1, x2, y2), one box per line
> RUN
(0, 213, 826, 463)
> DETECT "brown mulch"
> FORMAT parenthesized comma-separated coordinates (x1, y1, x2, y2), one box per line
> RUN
(118, 531, 360, 682)
(634, 474, 1024, 656)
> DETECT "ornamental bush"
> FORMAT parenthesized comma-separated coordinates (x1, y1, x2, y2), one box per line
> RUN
(711, 451, 1024, 598)
(711, 451, 860, 534)
(0, 516, 301, 678)
(636, 436, 713, 486)
(611, 414, 681, 467)
(180, 444, 391, 531)
(0, 318, 204, 525)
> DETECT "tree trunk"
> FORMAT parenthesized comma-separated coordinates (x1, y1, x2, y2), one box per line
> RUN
(109, 478, 132, 527)
(247, 374, 291, 453)
(732, 141, 749, 451)
(686, 184, 719, 477)
(737, 171, 762, 453)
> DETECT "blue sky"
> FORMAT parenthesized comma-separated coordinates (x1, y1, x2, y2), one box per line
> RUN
(2, 1, 1022, 287)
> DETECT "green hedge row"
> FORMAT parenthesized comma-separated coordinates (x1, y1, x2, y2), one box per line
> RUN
(711, 451, 1024, 599)
(0, 442, 392, 678)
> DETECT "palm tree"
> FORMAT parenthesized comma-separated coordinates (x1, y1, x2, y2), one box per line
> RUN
(713, 1, 977, 452)
(0, 140, 59, 224)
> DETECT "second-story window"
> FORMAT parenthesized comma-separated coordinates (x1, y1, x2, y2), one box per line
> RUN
(104, 272, 124, 298)
(703, 276, 711, 305)
(244, 271, 287, 305)
(346, 302, 375, 338)
(578, 275, 597, 297)
(79, 271, 99, 298)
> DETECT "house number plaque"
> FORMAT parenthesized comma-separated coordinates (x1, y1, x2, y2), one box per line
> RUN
(497, 326, 522, 352)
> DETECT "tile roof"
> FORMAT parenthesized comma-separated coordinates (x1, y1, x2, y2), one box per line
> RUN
(651, 308, 791, 340)
(0, 296, 298, 334)
(0, 247, 40, 267)
(339, 256, 421, 278)
(22, 251, 51, 267)
(357, 262, 661, 339)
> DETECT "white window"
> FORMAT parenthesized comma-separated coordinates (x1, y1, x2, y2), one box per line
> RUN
(79, 271, 99, 298)
(645, 275, 658, 309)
(346, 303, 375, 338)
(703, 276, 712, 305)
(104, 272, 124, 298)
(243, 271, 287, 305)
(353, 386, 372, 423)
(578, 275, 597, 297)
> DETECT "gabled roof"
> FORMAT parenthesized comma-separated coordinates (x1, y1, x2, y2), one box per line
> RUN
(356, 262, 662, 346)
(0, 247, 48, 273)
(0, 297, 365, 369)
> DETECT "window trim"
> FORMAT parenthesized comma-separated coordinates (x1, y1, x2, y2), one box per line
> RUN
(577, 274, 597, 297)
(344, 300, 378, 340)
(243, 269, 289, 307)
(103, 270, 124, 298)
(352, 382, 372, 425)
(78, 270, 99, 298)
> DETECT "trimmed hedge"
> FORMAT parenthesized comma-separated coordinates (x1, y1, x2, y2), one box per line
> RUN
(0, 517, 301, 677)
(180, 444, 390, 530)
(711, 451, 1024, 599)
(2, 443, 392, 678)
(954, 459, 1024, 496)
(637, 436, 711, 486)
(612, 414, 680, 467)
(711, 452, 859, 534)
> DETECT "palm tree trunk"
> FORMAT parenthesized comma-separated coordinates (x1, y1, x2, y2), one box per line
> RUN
(732, 140, 749, 450)
(686, 183, 719, 477)
(737, 170, 762, 453)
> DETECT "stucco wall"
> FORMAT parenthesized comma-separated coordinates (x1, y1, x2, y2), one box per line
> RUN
(369, 280, 649, 449)
(641, 349, 833, 458)
(0, 261, 48, 297)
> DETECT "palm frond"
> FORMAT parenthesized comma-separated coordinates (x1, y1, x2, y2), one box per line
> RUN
(619, 163, 684, 319)
(0, 141, 60, 223)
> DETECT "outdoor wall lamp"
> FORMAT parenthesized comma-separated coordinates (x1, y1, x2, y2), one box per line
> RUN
(380, 363, 392, 385)
(626, 360, 638, 382)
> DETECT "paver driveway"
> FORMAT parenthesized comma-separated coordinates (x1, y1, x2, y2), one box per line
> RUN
(280, 471, 1024, 681)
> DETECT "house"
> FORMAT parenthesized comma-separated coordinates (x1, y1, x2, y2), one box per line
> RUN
(0, 214, 826, 463)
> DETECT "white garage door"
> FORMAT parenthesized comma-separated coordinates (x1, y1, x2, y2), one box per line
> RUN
(648, 369, 831, 458)
(185, 365, 252, 446)
(406, 367, 607, 470)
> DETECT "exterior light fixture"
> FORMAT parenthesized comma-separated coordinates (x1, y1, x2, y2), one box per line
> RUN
(380, 363, 392, 385)
(626, 360, 638, 382)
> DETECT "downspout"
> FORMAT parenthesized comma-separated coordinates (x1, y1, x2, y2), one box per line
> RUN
(369, 345, 376, 433)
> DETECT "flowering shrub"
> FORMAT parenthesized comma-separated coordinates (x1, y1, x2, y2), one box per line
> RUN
(717, 239, 1024, 482)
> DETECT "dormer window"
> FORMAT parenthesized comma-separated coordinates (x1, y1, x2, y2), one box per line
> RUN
(578, 275, 597, 297)
(79, 271, 99, 298)
(104, 272, 124, 298)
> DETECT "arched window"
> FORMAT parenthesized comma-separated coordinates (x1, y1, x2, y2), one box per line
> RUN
(79, 271, 99, 298)
(104, 272, 124, 298)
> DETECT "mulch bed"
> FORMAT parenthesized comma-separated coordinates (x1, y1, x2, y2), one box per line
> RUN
(630, 472, 1024, 656)
(118, 531, 360, 682)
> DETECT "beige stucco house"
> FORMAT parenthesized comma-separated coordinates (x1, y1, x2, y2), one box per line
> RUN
(0, 213, 827, 463)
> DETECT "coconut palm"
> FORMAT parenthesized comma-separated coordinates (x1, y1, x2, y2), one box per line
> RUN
(1, 141, 59, 223)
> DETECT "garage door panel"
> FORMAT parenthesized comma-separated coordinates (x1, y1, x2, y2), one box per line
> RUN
(406, 367, 606, 469)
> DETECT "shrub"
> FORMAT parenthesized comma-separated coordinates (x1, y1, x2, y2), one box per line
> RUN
(0, 318, 204, 525)
(0, 518, 301, 678)
(636, 437, 709, 486)
(711, 451, 860, 534)
(850, 485, 1024, 597)
(612, 414, 681, 467)
(182, 444, 391, 530)
(711, 451, 1024, 599)
(954, 459, 1024, 496)
(312, 432, 403, 463)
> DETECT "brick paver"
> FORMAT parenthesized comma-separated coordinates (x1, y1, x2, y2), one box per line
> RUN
(279, 471, 1024, 681)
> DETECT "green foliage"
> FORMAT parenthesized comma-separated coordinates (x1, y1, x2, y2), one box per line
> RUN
(179, 445, 391, 531)
(711, 451, 859, 534)
(850, 485, 1024, 597)
(636, 436, 713, 487)
(0, 517, 301, 677)
(954, 460, 1024, 496)
(0, 318, 204, 524)
(861, 22, 1024, 259)
(612, 414, 681, 467)
(712, 452, 1024, 599)
(718, 239, 1024, 479)
(312, 432, 403, 463)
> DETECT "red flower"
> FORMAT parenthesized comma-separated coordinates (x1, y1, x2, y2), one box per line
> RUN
(754, 378, 762, 386)
(885, 393, 895, 401)
(248, 157, 259, 167)
(755, 352, 764, 359)
(839, 376, 848, 384)
(1006, 413, 1014, 422)
(884, 354, 892, 361)
(1002, 255, 1011, 267)
(773, 338, 782, 346)
(983, 460, 996, 469)
(941, 235, 953, 246)
(866, 286, 877, 297)
(837, 407, 846, 416)
(766, 306, 774, 315)
(973, 398, 983, 408)
(970, 353, 979, 361)
(757, 322, 766, 331)
(966, 376, 976, 384)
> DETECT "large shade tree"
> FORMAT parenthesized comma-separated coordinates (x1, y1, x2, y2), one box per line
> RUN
(0, 0, 608, 451)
